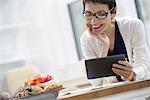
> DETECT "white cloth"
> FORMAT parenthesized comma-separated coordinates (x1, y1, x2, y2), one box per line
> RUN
(80, 17, 150, 81)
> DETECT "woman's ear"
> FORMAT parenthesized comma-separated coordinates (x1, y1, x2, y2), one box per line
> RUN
(111, 7, 117, 20)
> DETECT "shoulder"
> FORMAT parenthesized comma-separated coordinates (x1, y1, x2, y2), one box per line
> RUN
(115, 17, 144, 34)
(115, 17, 143, 26)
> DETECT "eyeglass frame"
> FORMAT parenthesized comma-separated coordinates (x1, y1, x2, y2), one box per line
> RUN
(83, 8, 114, 20)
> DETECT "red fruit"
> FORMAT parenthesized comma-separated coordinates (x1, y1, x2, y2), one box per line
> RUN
(41, 78, 46, 83)
(43, 76, 47, 82)
(36, 77, 45, 83)
(24, 74, 54, 86)
(28, 80, 35, 85)
(45, 75, 53, 82)
(35, 80, 41, 84)
(33, 74, 41, 79)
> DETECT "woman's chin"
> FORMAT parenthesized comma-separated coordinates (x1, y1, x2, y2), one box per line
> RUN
(92, 30, 103, 36)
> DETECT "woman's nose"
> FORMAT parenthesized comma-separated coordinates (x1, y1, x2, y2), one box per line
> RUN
(91, 16, 99, 24)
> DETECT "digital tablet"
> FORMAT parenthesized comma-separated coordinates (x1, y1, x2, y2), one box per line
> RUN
(85, 54, 125, 79)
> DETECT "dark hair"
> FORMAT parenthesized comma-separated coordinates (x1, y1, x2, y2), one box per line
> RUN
(83, 0, 116, 13)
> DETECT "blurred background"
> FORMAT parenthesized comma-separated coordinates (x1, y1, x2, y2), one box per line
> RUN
(0, 0, 149, 92)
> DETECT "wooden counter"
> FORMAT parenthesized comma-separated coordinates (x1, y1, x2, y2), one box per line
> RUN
(58, 78, 150, 100)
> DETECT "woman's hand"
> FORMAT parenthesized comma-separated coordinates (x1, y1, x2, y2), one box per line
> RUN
(86, 23, 92, 33)
(86, 23, 110, 56)
(112, 60, 136, 81)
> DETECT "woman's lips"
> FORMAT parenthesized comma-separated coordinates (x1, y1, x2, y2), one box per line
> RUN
(93, 24, 103, 29)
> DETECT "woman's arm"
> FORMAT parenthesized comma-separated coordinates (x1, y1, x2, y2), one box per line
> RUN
(80, 32, 98, 59)
(112, 18, 150, 81)
(131, 19, 150, 80)
(80, 31, 111, 59)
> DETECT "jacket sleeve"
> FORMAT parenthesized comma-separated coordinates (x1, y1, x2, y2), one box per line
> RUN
(131, 19, 150, 80)
(80, 33, 98, 59)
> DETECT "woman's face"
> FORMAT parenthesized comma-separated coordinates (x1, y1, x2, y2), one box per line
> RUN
(84, 2, 112, 35)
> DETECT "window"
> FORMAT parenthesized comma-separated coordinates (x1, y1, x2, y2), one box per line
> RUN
(135, 0, 150, 48)
(68, 0, 85, 60)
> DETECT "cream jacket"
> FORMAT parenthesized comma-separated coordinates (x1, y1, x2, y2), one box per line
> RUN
(80, 17, 150, 81)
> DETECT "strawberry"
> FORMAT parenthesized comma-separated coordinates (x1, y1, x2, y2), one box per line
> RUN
(45, 75, 53, 82)
(28, 80, 35, 85)
(24, 74, 54, 86)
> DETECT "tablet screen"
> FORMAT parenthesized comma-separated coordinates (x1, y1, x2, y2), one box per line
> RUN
(85, 54, 125, 79)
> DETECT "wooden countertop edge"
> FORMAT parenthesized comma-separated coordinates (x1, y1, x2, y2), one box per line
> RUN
(59, 79, 150, 100)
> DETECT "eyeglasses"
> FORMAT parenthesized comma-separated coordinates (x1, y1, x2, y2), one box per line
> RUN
(83, 10, 111, 20)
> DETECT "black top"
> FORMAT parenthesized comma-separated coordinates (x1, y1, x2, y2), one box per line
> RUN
(107, 21, 128, 82)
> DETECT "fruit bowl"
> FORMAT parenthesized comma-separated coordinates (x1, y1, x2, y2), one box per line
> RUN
(13, 74, 64, 100)
(15, 88, 63, 100)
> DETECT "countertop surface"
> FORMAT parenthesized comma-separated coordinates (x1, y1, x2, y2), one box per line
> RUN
(58, 78, 150, 100)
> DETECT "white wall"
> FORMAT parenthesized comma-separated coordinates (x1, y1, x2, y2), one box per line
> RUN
(116, 0, 137, 17)
(0, 0, 79, 91)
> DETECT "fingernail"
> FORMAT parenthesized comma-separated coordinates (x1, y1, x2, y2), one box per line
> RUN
(118, 61, 121, 63)
(113, 64, 116, 66)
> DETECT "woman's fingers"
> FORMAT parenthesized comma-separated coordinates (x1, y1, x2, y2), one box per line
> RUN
(112, 63, 132, 72)
(112, 60, 134, 80)
(118, 60, 132, 68)
(112, 67, 131, 78)
(86, 23, 92, 32)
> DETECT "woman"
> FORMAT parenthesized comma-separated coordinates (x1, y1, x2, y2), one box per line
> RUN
(80, 0, 150, 82)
